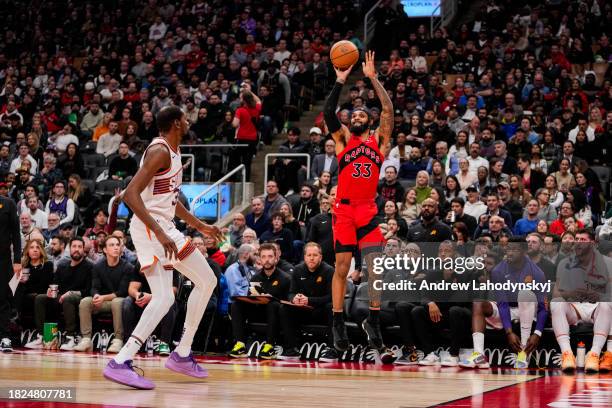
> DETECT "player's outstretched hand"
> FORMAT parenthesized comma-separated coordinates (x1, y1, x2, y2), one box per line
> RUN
(334, 64, 353, 83)
(362, 50, 376, 79)
(156, 230, 179, 261)
(199, 224, 224, 243)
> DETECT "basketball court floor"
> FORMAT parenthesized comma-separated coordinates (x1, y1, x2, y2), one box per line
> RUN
(0, 350, 610, 407)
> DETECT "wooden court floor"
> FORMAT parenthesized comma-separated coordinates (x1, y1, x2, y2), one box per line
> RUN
(0, 350, 610, 407)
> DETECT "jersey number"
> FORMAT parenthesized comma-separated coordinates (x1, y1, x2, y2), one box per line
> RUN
(352, 163, 372, 178)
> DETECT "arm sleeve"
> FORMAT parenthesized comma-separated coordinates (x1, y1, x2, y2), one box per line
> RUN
(91, 264, 101, 296)
(323, 82, 343, 134)
(307, 268, 333, 307)
(492, 265, 512, 330)
(288, 271, 299, 303)
(534, 266, 548, 332)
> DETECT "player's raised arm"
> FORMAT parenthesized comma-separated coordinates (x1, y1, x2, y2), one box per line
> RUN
(324, 65, 352, 154)
(122, 144, 178, 259)
(363, 51, 392, 157)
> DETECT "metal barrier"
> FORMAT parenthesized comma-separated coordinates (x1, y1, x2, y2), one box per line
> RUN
(263, 153, 311, 193)
(181, 153, 195, 182)
(363, 0, 384, 49)
(430, 0, 458, 36)
(190, 164, 247, 221)
(179, 143, 248, 182)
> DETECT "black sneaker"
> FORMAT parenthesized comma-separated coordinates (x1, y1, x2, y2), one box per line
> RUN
(1, 338, 13, 353)
(319, 346, 339, 362)
(394, 346, 421, 365)
(332, 321, 349, 352)
(379, 347, 397, 365)
(229, 341, 247, 358)
(257, 343, 277, 360)
(361, 319, 384, 349)
(278, 347, 301, 361)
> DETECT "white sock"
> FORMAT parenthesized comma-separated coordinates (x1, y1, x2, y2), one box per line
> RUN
(473, 332, 485, 354)
(173, 245, 217, 357)
(591, 303, 612, 355)
(114, 262, 174, 364)
(551, 302, 578, 354)
(518, 301, 536, 349)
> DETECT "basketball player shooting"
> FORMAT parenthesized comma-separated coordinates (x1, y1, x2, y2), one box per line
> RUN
(103, 106, 223, 389)
(324, 51, 392, 354)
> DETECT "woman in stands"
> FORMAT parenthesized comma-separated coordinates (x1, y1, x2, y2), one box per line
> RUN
(444, 175, 464, 201)
(575, 172, 601, 220)
(530, 144, 548, 174)
(429, 159, 446, 188)
(59, 143, 85, 178)
(398, 188, 421, 225)
(92, 112, 113, 142)
(67, 174, 96, 225)
(232, 85, 261, 182)
(552, 158, 576, 193)
(27, 133, 44, 169)
(567, 188, 593, 229)
(509, 174, 532, 207)
(379, 201, 408, 239)
(541, 129, 562, 169)
(448, 130, 469, 161)
(544, 175, 565, 210)
(488, 157, 508, 189)
(18, 240, 54, 349)
(573, 129, 598, 164)
(533, 188, 558, 224)
(313, 170, 332, 200)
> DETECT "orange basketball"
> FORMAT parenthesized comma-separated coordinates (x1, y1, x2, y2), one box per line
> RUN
(330, 40, 359, 70)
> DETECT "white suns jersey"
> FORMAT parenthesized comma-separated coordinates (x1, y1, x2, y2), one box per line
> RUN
(137, 137, 183, 222)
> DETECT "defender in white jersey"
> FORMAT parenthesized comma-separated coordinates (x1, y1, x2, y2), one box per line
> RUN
(103, 106, 223, 390)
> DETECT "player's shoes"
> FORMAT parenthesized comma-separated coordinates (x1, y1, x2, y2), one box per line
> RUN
(419, 352, 441, 366)
(257, 343, 277, 360)
(514, 351, 529, 369)
(440, 355, 459, 367)
(0, 338, 13, 353)
(361, 319, 384, 350)
(229, 341, 247, 358)
(25, 334, 44, 349)
(560, 351, 576, 372)
(278, 347, 301, 361)
(379, 347, 397, 365)
(332, 320, 349, 352)
(459, 352, 490, 369)
(103, 359, 155, 390)
(165, 351, 208, 378)
(599, 351, 612, 372)
(585, 351, 600, 373)
(318, 346, 340, 363)
(157, 342, 171, 356)
(395, 346, 421, 365)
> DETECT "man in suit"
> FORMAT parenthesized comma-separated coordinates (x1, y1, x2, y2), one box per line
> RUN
(310, 139, 338, 184)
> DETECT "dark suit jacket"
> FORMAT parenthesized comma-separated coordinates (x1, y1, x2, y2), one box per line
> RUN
(310, 153, 338, 183)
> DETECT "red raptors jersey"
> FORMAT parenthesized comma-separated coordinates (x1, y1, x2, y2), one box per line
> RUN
(337, 133, 383, 201)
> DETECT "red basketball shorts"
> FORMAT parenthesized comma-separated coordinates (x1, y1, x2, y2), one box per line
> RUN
(332, 198, 384, 253)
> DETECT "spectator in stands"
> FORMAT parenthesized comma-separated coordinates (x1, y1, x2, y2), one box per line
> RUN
(59, 144, 86, 179)
(123, 266, 178, 356)
(278, 242, 333, 360)
(525, 233, 556, 283)
(225, 244, 257, 301)
(445, 198, 477, 238)
(93, 113, 113, 142)
(18, 240, 53, 348)
(229, 243, 290, 360)
(10, 144, 37, 176)
(533, 188, 558, 224)
(96, 121, 122, 157)
(306, 188, 334, 266)
(109, 142, 138, 181)
(406, 198, 453, 244)
(273, 127, 308, 194)
(72, 236, 131, 353)
(227, 213, 247, 249)
(260, 212, 294, 262)
(513, 200, 541, 236)
(310, 138, 338, 184)
(45, 181, 75, 225)
(399, 147, 427, 181)
(80, 103, 103, 139)
(232, 85, 262, 182)
(25, 195, 48, 230)
(378, 166, 405, 204)
(32, 238, 92, 350)
(245, 197, 270, 239)
(549, 202, 584, 236)
(264, 180, 288, 218)
(474, 215, 513, 242)
(292, 184, 320, 227)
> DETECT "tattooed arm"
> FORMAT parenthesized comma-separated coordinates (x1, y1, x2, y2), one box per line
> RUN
(363, 50, 393, 157)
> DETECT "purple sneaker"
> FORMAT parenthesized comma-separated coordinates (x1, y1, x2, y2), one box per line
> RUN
(165, 351, 209, 378)
(103, 359, 155, 390)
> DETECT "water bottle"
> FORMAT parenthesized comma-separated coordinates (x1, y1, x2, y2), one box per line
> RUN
(100, 330, 108, 355)
(576, 341, 585, 369)
(146, 336, 154, 357)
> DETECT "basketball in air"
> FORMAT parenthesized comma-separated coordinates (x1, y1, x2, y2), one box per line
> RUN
(330, 40, 359, 70)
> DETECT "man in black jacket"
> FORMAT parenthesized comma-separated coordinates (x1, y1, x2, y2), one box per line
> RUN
(292, 183, 320, 227)
(278, 243, 333, 360)
(229, 243, 290, 360)
(34, 237, 93, 350)
(444, 198, 477, 237)
(73, 236, 132, 353)
(378, 166, 404, 204)
(0, 195, 20, 352)
(306, 191, 334, 266)
(405, 199, 453, 256)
